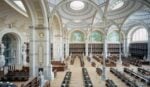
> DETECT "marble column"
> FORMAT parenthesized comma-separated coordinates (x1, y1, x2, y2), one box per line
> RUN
(0, 43, 5, 67)
(59, 36, 62, 61)
(104, 37, 108, 59)
(67, 39, 70, 56)
(147, 29, 150, 61)
(124, 37, 129, 57)
(29, 26, 36, 77)
(85, 39, 89, 56)
(61, 37, 64, 61)
(45, 28, 53, 80)
(119, 30, 122, 63)
(65, 38, 67, 58)
(29, 26, 53, 80)
(48, 27, 54, 80)
(102, 35, 107, 80)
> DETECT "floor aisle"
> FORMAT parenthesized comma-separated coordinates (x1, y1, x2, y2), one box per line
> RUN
(50, 56, 147, 87)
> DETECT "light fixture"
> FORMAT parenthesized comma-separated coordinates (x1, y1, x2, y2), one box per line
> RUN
(73, 20, 82, 23)
(70, 1, 85, 10)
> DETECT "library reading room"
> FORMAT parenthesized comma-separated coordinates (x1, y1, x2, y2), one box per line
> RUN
(0, 0, 150, 87)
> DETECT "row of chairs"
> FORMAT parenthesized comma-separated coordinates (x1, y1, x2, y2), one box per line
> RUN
(21, 77, 40, 87)
(108, 56, 118, 62)
(110, 68, 138, 87)
(138, 68, 150, 76)
(122, 61, 130, 67)
(70, 56, 76, 65)
(124, 68, 150, 85)
(105, 79, 117, 87)
(0, 66, 29, 81)
(91, 62, 96, 67)
(87, 56, 91, 62)
(79, 56, 84, 67)
(93, 55, 101, 62)
(61, 72, 72, 87)
(82, 68, 93, 87)
(128, 59, 142, 67)
(96, 68, 102, 76)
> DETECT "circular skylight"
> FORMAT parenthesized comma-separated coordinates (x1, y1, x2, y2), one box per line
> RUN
(110, 0, 124, 10)
(70, 1, 85, 10)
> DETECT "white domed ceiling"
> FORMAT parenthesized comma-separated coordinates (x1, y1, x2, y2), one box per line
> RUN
(57, 0, 97, 20)
(3, 0, 149, 30)
(47, 0, 144, 29)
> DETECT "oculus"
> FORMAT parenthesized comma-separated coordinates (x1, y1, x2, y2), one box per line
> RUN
(70, 1, 85, 10)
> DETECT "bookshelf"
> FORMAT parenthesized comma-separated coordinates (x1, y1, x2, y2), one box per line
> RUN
(129, 43, 147, 59)
(108, 43, 123, 54)
(69, 44, 85, 54)
(88, 44, 103, 54)
(69, 43, 123, 55)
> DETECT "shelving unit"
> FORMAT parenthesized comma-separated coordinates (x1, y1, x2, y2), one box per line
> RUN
(69, 44, 85, 54)
(88, 44, 103, 54)
(108, 43, 123, 54)
(129, 43, 147, 58)
(69, 43, 123, 55)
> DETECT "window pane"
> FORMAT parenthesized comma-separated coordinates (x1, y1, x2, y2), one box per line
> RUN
(107, 31, 120, 43)
(132, 28, 148, 42)
(14, 1, 26, 12)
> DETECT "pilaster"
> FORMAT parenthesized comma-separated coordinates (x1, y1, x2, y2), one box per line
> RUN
(102, 35, 107, 80)
(148, 29, 150, 61)
(29, 25, 53, 80)
(85, 39, 89, 56)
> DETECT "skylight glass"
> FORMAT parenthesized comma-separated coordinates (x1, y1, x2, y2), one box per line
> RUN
(4, 0, 28, 17)
(110, 0, 124, 10)
(14, 0, 26, 12)
(70, 1, 85, 10)
(132, 28, 148, 42)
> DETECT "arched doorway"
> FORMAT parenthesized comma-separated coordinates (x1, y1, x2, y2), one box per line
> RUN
(2, 33, 20, 66)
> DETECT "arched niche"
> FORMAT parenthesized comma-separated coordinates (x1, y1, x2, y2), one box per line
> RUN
(51, 14, 63, 60)
(89, 31, 103, 43)
(0, 29, 23, 65)
(52, 15, 61, 39)
(70, 30, 85, 43)
(2, 33, 21, 66)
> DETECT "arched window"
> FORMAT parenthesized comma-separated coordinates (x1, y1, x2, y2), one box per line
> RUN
(107, 31, 120, 43)
(2, 33, 18, 65)
(90, 31, 103, 42)
(132, 28, 148, 42)
(70, 31, 84, 42)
